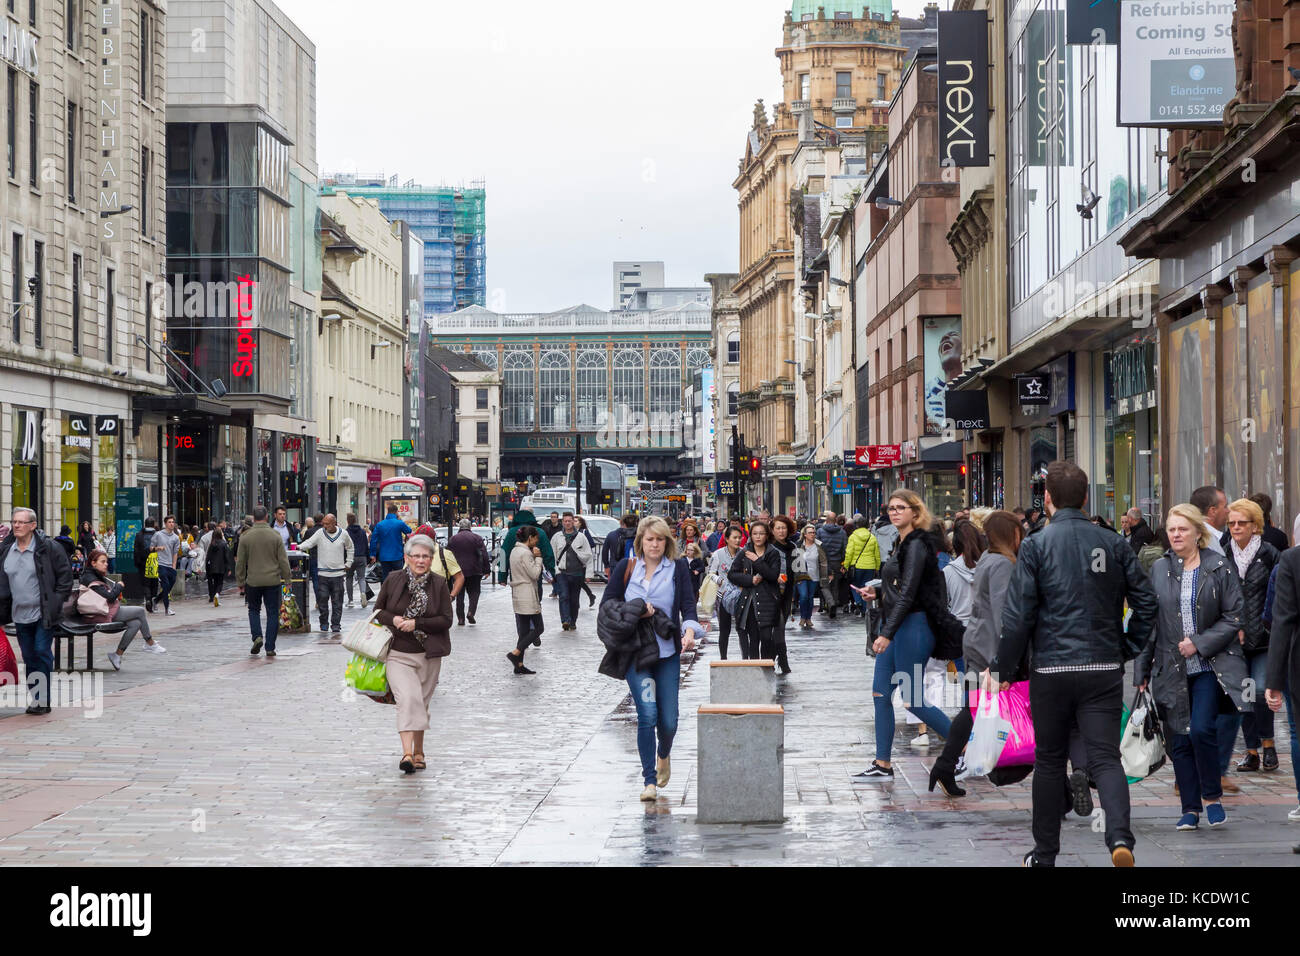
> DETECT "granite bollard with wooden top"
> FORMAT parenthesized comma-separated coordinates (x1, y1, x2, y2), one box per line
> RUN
(696, 703, 785, 824)
(708, 659, 777, 704)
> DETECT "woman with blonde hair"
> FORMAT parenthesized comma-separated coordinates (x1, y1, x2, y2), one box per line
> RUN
(1137, 503, 1246, 829)
(599, 516, 702, 801)
(853, 489, 954, 780)
(373, 534, 453, 774)
(1219, 498, 1282, 775)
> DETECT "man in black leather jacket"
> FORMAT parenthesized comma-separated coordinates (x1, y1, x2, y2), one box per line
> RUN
(989, 461, 1157, 868)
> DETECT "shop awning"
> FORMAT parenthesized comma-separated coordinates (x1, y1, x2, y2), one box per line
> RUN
(133, 393, 240, 419)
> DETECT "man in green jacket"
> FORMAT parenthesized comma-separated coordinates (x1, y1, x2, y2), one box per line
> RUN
(843, 519, 881, 618)
(235, 505, 292, 658)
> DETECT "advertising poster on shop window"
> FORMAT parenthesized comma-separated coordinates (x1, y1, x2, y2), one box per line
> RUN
(923, 317, 963, 436)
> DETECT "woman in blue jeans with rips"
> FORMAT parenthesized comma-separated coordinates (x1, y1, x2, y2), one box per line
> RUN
(853, 489, 953, 780)
(601, 516, 701, 802)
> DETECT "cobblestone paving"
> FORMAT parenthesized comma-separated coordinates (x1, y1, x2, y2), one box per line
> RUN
(1, 579, 1296, 866)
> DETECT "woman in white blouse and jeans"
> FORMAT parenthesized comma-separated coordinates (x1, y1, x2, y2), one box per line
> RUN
(601, 516, 701, 802)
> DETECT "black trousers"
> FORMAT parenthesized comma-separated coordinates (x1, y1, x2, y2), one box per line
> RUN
(717, 606, 733, 660)
(456, 574, 483, 621)
(1028, 669, 1132, 863)
(739, 623, 779, 661)
(206, 571, 224, 601)
(514, 613, 543, 653)
(935, 672, 977, 776)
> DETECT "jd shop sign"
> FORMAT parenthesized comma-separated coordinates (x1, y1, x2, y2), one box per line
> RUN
(937, 10, 989, 167)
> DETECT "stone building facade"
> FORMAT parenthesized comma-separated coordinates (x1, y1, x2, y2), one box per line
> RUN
(1, 0, 169, 540)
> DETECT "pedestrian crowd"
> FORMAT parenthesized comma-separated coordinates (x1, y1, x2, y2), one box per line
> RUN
(3, 474, 1298, 868)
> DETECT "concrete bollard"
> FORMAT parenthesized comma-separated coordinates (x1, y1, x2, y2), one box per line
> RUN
(696, 704, 785, 824)
(709, 659, 777, 704)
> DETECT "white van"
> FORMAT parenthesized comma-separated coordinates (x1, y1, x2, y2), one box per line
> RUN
(520, 487, 577, 515)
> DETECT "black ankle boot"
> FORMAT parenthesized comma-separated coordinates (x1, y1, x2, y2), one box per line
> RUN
(928, 764, 966, 797)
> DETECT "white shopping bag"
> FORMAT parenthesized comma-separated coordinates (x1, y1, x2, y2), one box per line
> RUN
(962, 689, 1012, 778)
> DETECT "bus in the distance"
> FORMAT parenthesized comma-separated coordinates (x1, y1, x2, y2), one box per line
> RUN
(564, 458, 629, 516)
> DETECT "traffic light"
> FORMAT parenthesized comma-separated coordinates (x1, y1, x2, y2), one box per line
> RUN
(748, 456, 763, 483)
(518, 479, 529, 498)
(586, 462, 603, 508)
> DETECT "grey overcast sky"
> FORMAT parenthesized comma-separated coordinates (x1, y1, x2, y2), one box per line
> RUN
(273, 0, 937, 313)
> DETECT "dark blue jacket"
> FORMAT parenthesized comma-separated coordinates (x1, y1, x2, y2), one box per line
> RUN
(346, 524, 369, 565)
(369, 515, 411, 563)
(601, 556, 699, 657)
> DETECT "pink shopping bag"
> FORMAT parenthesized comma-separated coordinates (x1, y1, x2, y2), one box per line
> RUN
(971, 681, 1035, 768)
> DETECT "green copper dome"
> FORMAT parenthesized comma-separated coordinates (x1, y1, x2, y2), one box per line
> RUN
(790, 0, 892, 21)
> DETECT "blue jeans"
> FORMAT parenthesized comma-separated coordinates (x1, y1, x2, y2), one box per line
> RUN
(245, 585, 282, 652)
(1216, 651, 1274, 771)
(625, 653, 681, 785)
(157, 565, 176, 610)
(1287, 686, 1299, 802)
(379, 560, 403, 582)
(1171, 671, 1224, 813)
(556, 572, 583, 626)
(872, 612, 951, 762)
(796, 579, 817, 620)
(14, 621, 53, 708)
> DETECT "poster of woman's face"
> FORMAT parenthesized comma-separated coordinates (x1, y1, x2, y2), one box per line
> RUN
(923, 318, 962, 436)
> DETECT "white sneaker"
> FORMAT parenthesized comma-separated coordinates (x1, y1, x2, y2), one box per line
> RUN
(1289, 804, 1300, 822)
(165, 609, 177, 616)
(141, 642, 166, 653)
(107, 651, 122, 670)
(910, 734, 930, 750)
(344, 601, 356, 609)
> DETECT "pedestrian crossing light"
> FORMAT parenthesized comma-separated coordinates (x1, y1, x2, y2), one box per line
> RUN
(748, 457, 763, 481)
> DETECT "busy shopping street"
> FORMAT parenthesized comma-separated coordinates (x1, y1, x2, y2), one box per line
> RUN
(0, 567, 1294, 867)
(5, 0, 1300, 915)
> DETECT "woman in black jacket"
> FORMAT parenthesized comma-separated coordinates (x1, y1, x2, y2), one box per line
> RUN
(728, 521, 785, 668)
(1137, 504, 1246, 830)
(769, 515, 798, 672)
(77, 521, 98, 561)
(853, 489, 954, 780)
(1222, 498, 1282, 774)
(82, 550, 164, 670)
(205, 526, 234, 607)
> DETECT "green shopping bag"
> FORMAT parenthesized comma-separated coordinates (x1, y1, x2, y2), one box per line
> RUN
(1120, 702, 1142, 785)
(345, 653, 389, 697)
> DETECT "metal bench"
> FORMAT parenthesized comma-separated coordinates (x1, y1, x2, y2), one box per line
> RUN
(53, 620, 127, 672)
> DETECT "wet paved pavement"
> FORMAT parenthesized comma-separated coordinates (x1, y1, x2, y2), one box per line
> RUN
(1, 577, 1297, 866)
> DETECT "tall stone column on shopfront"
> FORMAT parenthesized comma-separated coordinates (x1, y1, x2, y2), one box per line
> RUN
(1266, 245, 1298, 524)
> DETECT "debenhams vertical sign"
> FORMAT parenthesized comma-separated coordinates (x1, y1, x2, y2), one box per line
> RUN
(937, 10, 989, 167)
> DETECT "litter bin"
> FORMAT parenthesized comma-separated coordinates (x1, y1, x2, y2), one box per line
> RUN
(284, 551, 311, 634)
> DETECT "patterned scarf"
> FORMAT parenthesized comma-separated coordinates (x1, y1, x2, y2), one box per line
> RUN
(1230, 534, 1261, 579)
(404, 568, 432, 648)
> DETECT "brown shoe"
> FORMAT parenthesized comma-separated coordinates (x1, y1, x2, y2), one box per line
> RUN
(1220, 775, 1241, 794)
(399, 753, 416, 774)
(412, 753, 427, 771)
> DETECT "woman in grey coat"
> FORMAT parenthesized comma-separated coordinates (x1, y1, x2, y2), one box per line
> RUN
(930, 510, 1022, 797)
(1136, 504, 1247, 831)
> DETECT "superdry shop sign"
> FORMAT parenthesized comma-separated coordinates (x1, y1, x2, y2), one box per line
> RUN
(853, 445, 902, 469)
(937, 10, 990, 167)
(1117, 1, 1234, 128)
(1017, 374, 1052, 406)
